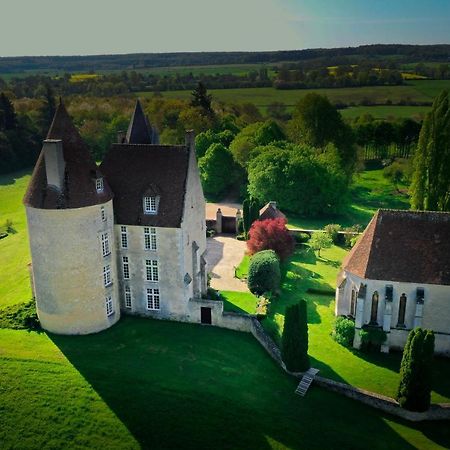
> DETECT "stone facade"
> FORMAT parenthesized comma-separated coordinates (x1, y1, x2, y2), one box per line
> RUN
(336, 270, 450, 355)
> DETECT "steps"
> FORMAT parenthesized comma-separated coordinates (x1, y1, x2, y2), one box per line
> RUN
(295, 368, 320, 397)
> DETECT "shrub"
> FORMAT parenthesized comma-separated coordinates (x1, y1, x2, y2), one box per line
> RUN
(281, 300, 310, 372)
(0, 299, 41, 331)
(332, 316, 355, 347)
(359, 326, 387, 352)
(324, 223, 342, 245)
(342, 225, 363, 248)
(293, 232, 310, 244)
(309, 232, 333, 257)
(397, 328, 435, 412)
(247, 218, 294, 261)
(247, 250, 281, 296)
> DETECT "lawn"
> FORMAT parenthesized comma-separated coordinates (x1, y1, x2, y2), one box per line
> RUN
(0, 169, 32, 307)
(220, 289, 257, 313)
(1, 317, 449, 449)
(232, 245, 450, 404)
(287, 168, 410, 230)
(340, 105, 430, 120)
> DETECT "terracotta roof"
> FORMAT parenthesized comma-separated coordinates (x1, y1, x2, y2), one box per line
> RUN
(100, 143, 189, 227)
(259, 201, 287, 221)
(23, 102, 112, 209)
(342, 209, 450, 286)
(125, 100, 153, 144)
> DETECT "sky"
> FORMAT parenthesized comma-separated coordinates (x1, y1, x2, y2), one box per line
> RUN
(0, 0, 449, 56)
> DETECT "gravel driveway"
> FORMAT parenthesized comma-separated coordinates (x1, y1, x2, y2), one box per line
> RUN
(206, 235, 249, 292)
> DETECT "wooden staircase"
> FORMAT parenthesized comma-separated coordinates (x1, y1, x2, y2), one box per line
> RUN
(295, 368, 320, 397)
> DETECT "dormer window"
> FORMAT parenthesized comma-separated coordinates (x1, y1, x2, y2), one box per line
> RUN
(96, 177, 104, 193)
(144, 196, 157, 214)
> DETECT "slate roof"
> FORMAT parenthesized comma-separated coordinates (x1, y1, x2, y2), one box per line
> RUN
(125, 100, 153, 144)
(259, 202, 287, 221)
(100, 143, 189, 228)
(23, 102, 112, 209)
(342, 209, 450, 286)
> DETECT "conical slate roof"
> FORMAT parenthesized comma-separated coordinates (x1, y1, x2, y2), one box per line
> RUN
(125, 100, 153, 144)
(341, 209, 450, 285)
(23, 101, 112, 209)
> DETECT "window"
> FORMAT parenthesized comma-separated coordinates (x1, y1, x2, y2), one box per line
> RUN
(101, 206, 106, 222)
(103, 265, 112, 287)
(124, 286, 132, 309)
(350, 289, 357, 317)
(397, 293, 407, 327)
(122, 256, 130, 279)
(105, 295, 114, 316)
(96, 178, 104, 193)
(144, 227, 157, 250)
(146, 288, 160, 310)
(145, 259, 159, 282)
(370, 291, 379, 324)
(120, 226, 128, 249)
(101, 233, 110, 257)
(144, 196, 157, 214)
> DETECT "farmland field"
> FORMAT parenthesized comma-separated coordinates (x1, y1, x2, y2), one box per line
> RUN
(340, 105, 430, 120)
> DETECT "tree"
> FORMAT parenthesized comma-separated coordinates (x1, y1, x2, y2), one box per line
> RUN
(309, 232, 333, 257)
(281, 301, 310, 372)
(198, 143, 236, 197)
(242, 197, 260, 238)
(247, 218, 294, 261)
(287, 93, 356, 173)
(397, 328, 435, 412)
(247, 143, 348, 217)
(191, 82, 213, 117)
(411, 90, 450, 211)
(0, 93, 17, 130)
(38, 85, 56, 136)
(247, 250, 281, 296)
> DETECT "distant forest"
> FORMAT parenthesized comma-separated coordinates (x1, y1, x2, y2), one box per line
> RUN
(1, 44, 450, 74)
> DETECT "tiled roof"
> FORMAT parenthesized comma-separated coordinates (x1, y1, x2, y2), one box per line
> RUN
(342, 209, 450, 286)
(125, 100, 153, 144)
(100, 143, 189, 227)
(259, 202, 287, 221)
(23, 102, 112, 209)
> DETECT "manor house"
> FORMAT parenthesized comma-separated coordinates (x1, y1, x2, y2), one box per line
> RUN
(24, 100, 210, 334)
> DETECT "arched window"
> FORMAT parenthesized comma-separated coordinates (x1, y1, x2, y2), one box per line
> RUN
(350, 289, 357, 317)
(397, 294, 407, 327)
(370, 291, 379, 324)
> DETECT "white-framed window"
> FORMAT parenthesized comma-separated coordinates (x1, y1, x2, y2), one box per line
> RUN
(122, 256, 130, 279)
(124, 286, 132, 309)
(146, 288, 160, 310)
(101, 206, 106, 222)
(120, 226, 128, 249)
(101, 232, 110, 257)
(145, 259, 159, 282)
(143, 196, 157, 214)
(144, 227, 157, 250)
(105, 295, 114, 316)
(96, 178, 104, 193)
(103, 265, 112, 287)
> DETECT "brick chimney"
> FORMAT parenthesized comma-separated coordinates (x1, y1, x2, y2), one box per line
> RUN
(43, 139, 65, 191)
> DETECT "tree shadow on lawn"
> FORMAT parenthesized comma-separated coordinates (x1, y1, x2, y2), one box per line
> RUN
(0, 168, 31, 186)
(48, 317, 430, 450)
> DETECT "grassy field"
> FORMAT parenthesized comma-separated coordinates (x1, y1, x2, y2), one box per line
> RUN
(1, 317, 450, 449)
(0, 169, 32, 307)
(340, 105, 430, 120)
(233, 245, 450, 404)
(220, 289, 257, 313)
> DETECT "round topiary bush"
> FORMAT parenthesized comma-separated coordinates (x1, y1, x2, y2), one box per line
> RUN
(247, 250, 281, 296)
(332, 316, 355, 347)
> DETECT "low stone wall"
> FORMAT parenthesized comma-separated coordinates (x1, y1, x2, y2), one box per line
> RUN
(249, 317, 283, 365)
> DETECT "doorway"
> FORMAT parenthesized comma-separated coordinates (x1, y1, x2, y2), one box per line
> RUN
(201, 307, 212, 325)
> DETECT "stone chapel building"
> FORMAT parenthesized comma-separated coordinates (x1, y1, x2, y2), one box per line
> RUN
(335, 209, 450, 355)
(24, 100, 210, 334)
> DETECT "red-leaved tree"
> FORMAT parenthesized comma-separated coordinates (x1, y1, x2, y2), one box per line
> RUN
(247, 218, 295, 261)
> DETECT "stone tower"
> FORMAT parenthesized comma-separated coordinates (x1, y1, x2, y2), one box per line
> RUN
(23, 102, 120, 334)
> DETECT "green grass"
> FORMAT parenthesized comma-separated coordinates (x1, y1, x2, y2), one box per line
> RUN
(220, 289, 258, 314)
(340, 105, 430, 120)
(235, 254, 250, 280)
(0, 169, 32, 307)
(288, 168, 410, 230)
(233, 245, 450, 404)
(1, 318, 450, 449)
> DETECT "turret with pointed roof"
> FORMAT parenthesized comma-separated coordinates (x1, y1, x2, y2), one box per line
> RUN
(23, 100, 112, 209)
(125, 100, 154, 144)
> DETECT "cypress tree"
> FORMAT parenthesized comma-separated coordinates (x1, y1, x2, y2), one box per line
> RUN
(0, 93, 17, 130)
(397, 328, 435, 411)
(243, 198, 250, 236)
(411, 90, 450, 211)
(191, 82, 213, 117)
(281, 300, 310, 372)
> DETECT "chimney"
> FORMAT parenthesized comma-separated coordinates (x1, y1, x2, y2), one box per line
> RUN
(117, 130, 126, 144)
(43, 139, 65, 191)
(185, 129, 195, 150)
(269, 201, 277, 209)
